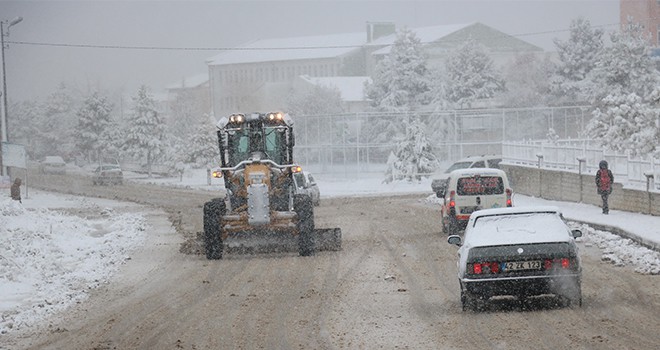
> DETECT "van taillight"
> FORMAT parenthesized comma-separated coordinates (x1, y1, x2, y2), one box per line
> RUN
(505, 189, 512, 207)
(449, 190, 456, 208)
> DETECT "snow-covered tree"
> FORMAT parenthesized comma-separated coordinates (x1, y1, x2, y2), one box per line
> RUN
(364, 27, 438, 181)
(501, 53, 555, 107)
(587, 93, 644, 154)
(123, 85, 166, 177)
(550, 17, 603, 103)
(168, 89, 208, 140)
(546, 128, 560, 144)
(364, 27, 431, 112)
(286, 84, 344, 116)
(185, 114, 220, 168)
(7, 100, 44, 159)
(444, 37, 505, 109)
(586, 22, 660, 156)
(75, 91, 113, 162)
(587, 22, 658, 103)
(39, 83, 78, 158)
(383, 117, 438, 183)
(641, 87, 660, 158)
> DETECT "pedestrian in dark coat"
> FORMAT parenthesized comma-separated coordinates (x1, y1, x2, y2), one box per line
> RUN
(10, 177, 22, 203)
(595, 160, 613, 214)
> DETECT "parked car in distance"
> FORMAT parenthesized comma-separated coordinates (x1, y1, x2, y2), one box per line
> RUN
(92, 164, 123, 185)
(447, 206, 582, 311)
(431, 155, 502, 197)
(40, 156, 66, 174)
(293, 170, 320, 206)
(439, 168, 512, 235)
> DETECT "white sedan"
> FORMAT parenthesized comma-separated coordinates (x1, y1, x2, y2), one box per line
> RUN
(447, 206, 583, 311)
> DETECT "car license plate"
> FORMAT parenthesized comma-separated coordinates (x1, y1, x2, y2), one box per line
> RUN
(503, 260, 541, 271)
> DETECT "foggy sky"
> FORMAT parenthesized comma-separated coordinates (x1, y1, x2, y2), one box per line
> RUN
(1, 0, 619, 103)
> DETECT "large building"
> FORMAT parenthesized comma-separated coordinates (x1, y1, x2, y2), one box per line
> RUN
(206, 22, 542, 117)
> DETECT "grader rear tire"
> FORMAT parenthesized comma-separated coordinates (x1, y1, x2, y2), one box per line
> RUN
(203, 198, 226, 260)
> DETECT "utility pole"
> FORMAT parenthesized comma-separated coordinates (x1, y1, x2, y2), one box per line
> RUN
(0, 16, 23, 176)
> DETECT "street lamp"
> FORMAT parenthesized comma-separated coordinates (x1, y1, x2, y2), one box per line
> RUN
(0, 16, 23, 176)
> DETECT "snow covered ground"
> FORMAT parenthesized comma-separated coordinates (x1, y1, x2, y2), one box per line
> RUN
(1, 169, 659, 338)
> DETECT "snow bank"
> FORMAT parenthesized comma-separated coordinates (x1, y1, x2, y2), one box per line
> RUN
(0, 197, 147, 334)
(572, 222, 660, 275)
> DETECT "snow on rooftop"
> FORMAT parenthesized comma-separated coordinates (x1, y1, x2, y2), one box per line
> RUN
(207, 32, 367, 66)
(370, 22, 475, 56)
(207, 22, 479, 66)
(166, 73, 209, 90)
(300, 76, 371, 102)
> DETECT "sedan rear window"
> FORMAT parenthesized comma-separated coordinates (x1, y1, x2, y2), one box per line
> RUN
(468, 242, 574, 260)
(457, 176, 504, 195)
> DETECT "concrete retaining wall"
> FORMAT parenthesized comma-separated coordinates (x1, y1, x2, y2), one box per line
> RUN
(501, 164, 660, 216)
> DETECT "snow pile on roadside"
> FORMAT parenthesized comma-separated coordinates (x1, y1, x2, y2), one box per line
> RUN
(572, 222, 660, 275)
(0, 198, 147, 335)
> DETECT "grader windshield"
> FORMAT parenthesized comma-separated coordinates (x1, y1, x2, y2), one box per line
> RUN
(221, 113, 293, 167)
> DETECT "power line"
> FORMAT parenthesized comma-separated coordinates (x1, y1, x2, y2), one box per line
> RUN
(2, 18, 650, 52)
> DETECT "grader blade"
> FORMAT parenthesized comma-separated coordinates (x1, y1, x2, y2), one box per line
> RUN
(221, 228, 342, 256)
(315, 228, 342, 251)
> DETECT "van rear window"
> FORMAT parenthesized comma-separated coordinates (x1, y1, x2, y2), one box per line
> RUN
(457, 176, 504, 195)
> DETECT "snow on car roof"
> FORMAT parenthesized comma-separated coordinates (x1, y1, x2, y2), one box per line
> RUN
(464, 206, 573, 247)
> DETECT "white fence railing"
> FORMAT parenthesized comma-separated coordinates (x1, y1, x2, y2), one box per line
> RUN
(503, 139, 660, 189)
(294, 106, 590, 178)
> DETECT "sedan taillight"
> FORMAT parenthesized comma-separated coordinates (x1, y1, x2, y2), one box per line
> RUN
(470, 262, 500, 274)
(544, 258, 572, 270)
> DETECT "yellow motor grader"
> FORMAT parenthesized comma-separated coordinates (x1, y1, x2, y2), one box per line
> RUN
(203, 112, 342, 259)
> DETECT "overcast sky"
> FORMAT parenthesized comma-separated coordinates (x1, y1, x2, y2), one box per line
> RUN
(1, 0, 620, 103)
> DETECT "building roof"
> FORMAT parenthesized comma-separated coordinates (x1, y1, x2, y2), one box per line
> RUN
(368, 22, 474, 50)
(166, 73, 209, 90)
(300, 75, 372, 102)
(371, 22, 542, 56)
(207, 22, 542, 66)
(207, 32, 366, 66)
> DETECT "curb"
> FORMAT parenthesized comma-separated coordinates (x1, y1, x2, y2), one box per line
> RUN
(568, 219, 660, 253)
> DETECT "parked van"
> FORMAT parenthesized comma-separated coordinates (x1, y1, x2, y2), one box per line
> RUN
(431, 155, 502, 197)
(438, 168, 512, 235)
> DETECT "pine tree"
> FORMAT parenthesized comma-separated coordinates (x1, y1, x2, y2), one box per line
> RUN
(75, 91, 113, 162)
(123, 85, 166, 177)
(363, 27, 438, 181)
(186, 114, 220, 168)
(501, 53, 555, 107)
(7, 100, 43, 159)
(39, 83, 78, 158)
(444, 37, 505, 109)
(384, 117, 438, 183)
(587, 22, 658, 103)
(551, 17, 604, 103)
(586, 22, 660, 157)
(286, 84, 344, 117)
(168, 89, 208, 140)
(365, 27, 431, 112)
